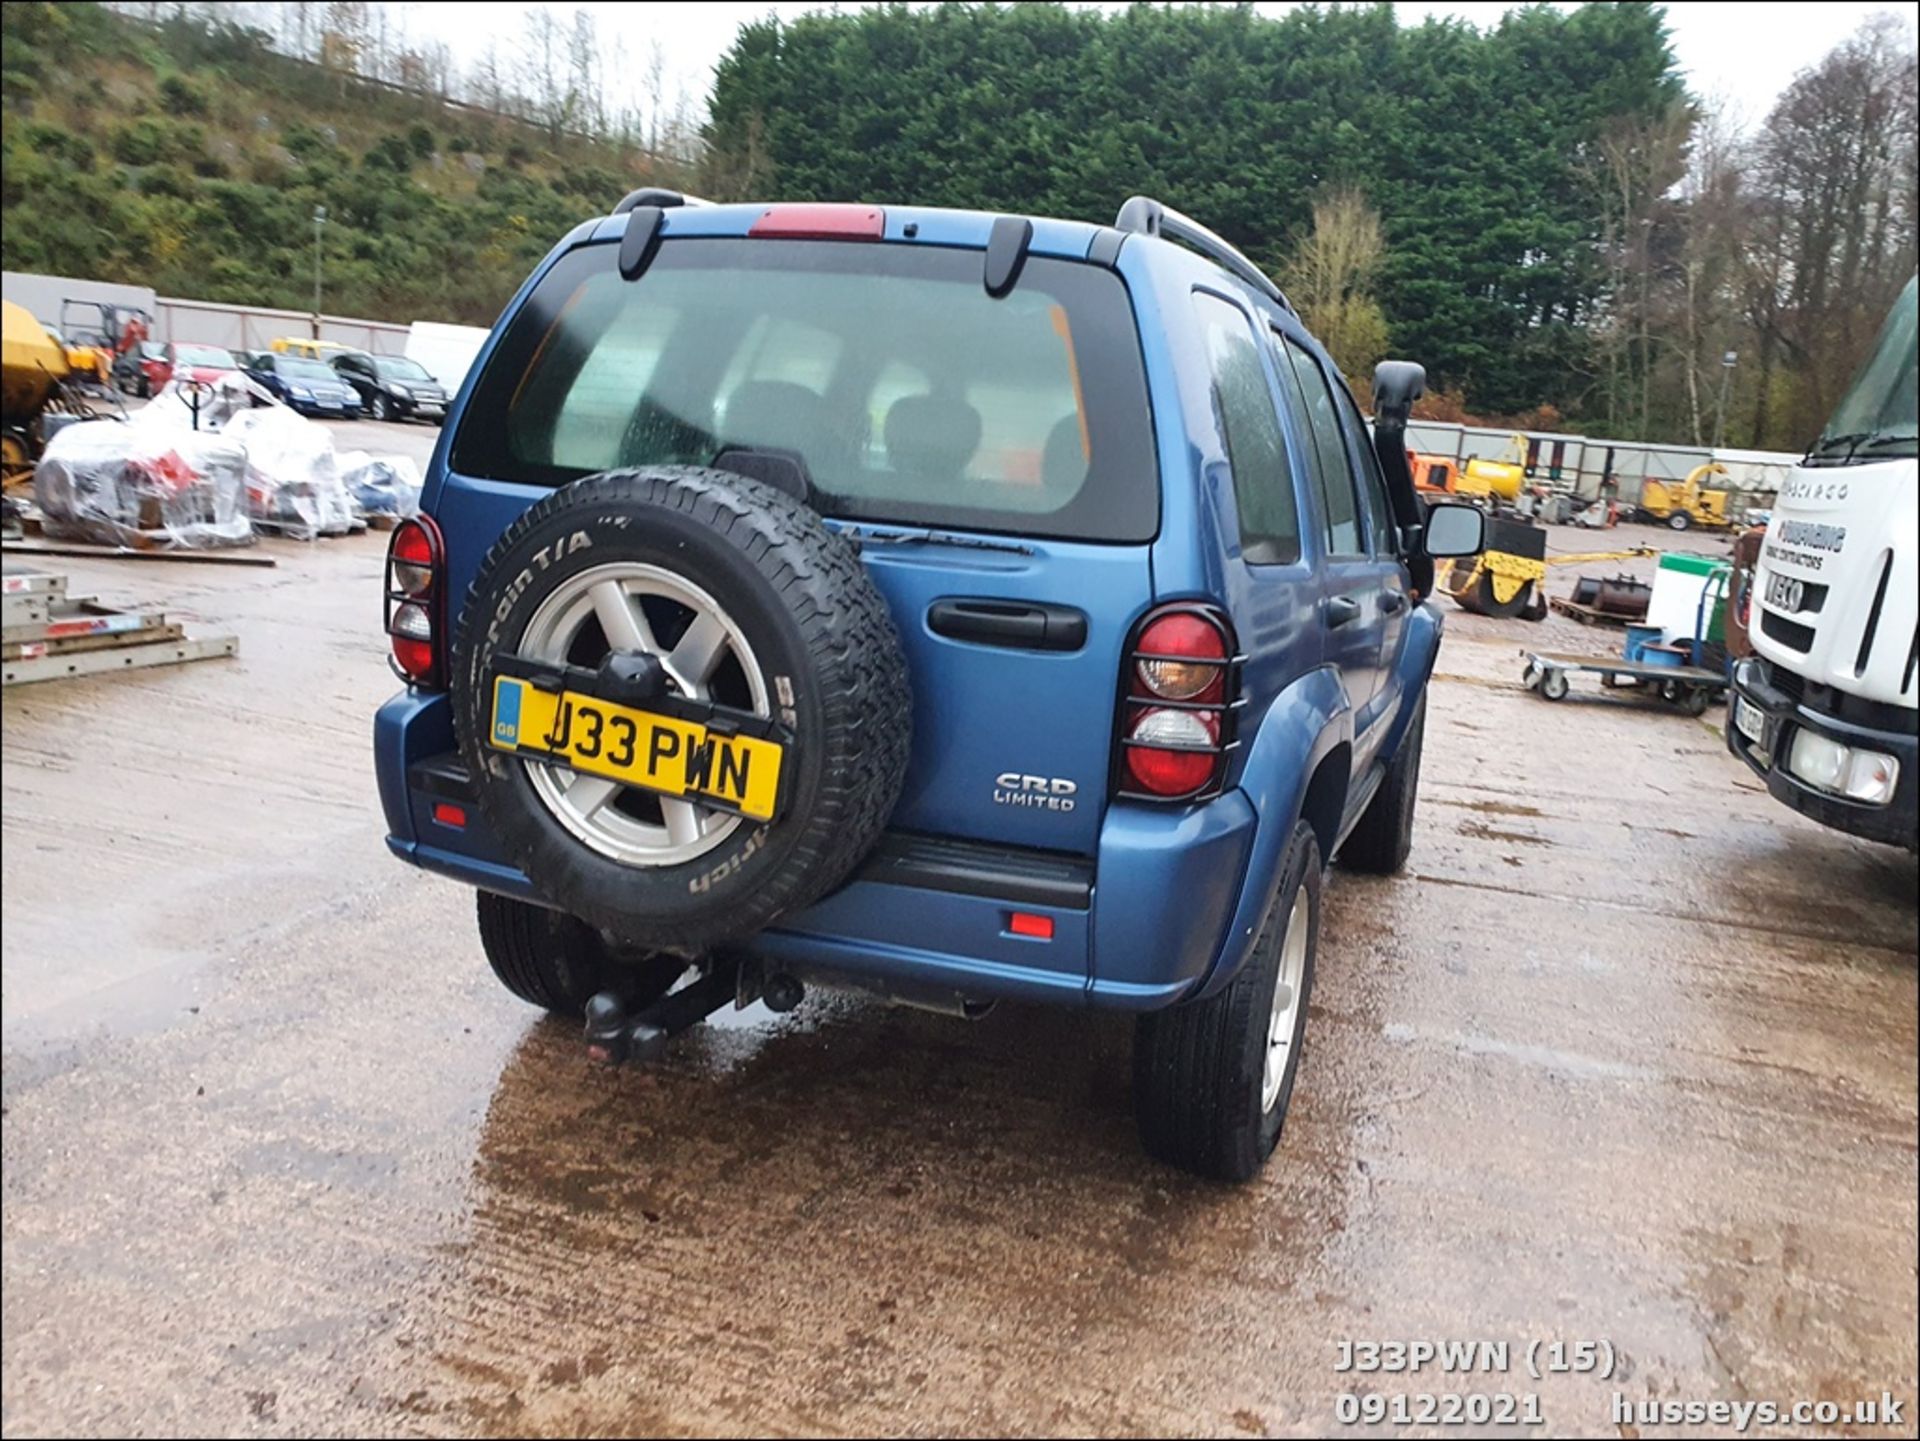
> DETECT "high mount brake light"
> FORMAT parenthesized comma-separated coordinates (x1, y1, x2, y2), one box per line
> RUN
(748, 204, 886, 241)
(384, 515, 446, 688)
(1114, 604, 1240, 801)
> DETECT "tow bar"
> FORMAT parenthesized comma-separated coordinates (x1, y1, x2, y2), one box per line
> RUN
(584, 961, 741, 1066)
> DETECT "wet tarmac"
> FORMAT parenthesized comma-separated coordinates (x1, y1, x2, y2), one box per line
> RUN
(3, 517, 1914, 1437)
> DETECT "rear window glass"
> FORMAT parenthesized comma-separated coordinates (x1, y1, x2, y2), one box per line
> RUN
(453, 238, 1158, 542)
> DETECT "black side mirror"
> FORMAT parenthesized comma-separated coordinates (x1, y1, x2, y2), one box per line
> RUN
(1423, 501, 1485, 558)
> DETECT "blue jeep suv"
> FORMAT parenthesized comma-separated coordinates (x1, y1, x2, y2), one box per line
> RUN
(374, 190, 1482, 1181)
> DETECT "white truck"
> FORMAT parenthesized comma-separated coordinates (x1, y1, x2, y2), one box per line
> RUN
(1729, 275, 1917, 849)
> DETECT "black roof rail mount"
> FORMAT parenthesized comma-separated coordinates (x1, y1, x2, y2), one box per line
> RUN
(619, 206, 665, 281)
(611, 188, 713, 216)
(983, 216, 1033, 298)
(1114, 195, 1293, 314)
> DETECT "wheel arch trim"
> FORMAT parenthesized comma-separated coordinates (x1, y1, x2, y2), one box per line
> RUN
(1189, 664, 1351, 1001)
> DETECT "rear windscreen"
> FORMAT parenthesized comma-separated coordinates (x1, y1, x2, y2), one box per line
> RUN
(452, 238, 1158, 542)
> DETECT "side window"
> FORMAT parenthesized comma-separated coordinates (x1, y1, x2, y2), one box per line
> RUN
(1279, 337, 1364, 556)
(1333, 383, 1399, 557)
(1193, 293, 1299, 565)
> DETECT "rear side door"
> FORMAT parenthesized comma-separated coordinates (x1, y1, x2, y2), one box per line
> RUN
(1270, 331, 1386, 767)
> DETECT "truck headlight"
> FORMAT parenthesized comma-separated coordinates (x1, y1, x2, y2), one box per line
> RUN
(1788, 730, 1900, 804)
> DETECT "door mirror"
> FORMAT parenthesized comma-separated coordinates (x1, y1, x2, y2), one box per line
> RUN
(1423, 502, 1484, 558)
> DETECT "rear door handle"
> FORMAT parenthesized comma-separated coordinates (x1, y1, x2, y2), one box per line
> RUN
(927, 598, 1088, 652)
(1381, 590, 1406, 614)
(1326, 595, 1361, 629)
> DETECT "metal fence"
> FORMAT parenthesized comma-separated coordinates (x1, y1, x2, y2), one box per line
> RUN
(1403, 419, 1797, 511)
(4, 270, 410, 357)
(151, 297, 410, 357)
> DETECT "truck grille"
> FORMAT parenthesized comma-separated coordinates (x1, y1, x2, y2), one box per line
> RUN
(1760, 609, 1816, 653)
(1760, 657, 1803, 705)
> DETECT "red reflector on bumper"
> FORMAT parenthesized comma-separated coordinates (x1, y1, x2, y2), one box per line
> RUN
(432, 802, 467, 828)
(1008, 911, 1054, 940)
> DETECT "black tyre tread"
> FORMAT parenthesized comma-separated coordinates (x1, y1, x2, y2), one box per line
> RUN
(453, 466, 911, 952)
(1341, 695, 1425, 874)
(475, 892, 685, 1018)
(1133, 822, 1321, 1182)
(476, 891, 603, 1016)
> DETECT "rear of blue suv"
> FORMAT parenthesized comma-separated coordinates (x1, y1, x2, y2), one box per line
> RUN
(374, 193, 1474, 1180)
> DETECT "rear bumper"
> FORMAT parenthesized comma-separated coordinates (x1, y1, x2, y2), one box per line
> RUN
(1727, 657, 1918, 849)
(375, 689, 1255, 1009)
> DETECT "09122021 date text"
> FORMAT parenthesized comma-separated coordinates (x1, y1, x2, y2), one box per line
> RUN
(1336, 1392, 1545, 1427)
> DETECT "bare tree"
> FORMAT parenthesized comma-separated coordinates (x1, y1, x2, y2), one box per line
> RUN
(1743, 14, 1919, 446)
(1278, 186, 1391, 382)
(1673, 97, 1745, 443)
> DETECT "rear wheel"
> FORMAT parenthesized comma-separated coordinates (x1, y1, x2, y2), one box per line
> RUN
(1341, 696, 1425, 874)
(1668, 510, 1693, 531)
(476, 891, 685, 1019)
(1133, 821, 1321, 1182)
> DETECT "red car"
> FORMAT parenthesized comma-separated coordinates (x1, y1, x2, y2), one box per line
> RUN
(140, 342, 242, 395)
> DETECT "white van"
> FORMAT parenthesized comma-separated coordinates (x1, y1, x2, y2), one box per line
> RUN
(401, 321, 489, 397)
(1728, 275, 1917, 849)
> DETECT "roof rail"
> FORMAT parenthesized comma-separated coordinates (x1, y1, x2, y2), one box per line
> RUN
(611, 188, 713, 216)
(1113, 196, 1293, 313)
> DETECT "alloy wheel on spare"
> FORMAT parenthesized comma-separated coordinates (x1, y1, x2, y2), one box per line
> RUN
(452, 466, 911, 953)
(515, 561, 769, 868)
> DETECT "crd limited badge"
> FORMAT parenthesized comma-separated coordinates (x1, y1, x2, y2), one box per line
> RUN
(994, 772, 1077, 811)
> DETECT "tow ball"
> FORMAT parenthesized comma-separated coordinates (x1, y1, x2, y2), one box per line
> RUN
(583, 961, 742, 1066)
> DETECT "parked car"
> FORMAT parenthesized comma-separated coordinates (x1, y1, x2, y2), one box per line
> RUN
(372, 191, 1482, 1181)
(270, 337, 360, 364)
(243, 351, 362, 418)
(144, 342, 241, 393)
(331, 351, 448, 424)
(113, 340, 169, 397)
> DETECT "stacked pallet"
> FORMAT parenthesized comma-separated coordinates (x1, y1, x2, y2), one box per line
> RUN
(1, 568, 238, 686)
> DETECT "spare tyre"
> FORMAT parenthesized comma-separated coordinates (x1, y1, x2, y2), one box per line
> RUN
(452, 466, 911, 954)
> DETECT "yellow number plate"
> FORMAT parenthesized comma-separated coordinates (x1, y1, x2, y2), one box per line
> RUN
(488, 675, 783, 821)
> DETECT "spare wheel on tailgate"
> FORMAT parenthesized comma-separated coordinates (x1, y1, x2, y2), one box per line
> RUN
(453, 466, 911, 952)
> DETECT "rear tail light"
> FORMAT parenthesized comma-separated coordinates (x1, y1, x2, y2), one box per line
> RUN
(384, 515, 446, 688)
(1115, 603, 1241, 801)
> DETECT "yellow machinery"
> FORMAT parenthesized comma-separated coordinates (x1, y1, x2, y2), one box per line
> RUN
(1456, 433, 1529, 504)
(41, 324, 112, 387)
(3, 300, 69, 487)
(1437, 513, 1654, 619)
(1409, 434, 1529, 506)
(2, 300, 120, 491)
(1638, 462, 1730, 531)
